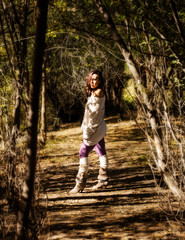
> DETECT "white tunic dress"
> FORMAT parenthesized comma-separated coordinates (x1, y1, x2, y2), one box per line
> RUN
(81, 93, 106, 146)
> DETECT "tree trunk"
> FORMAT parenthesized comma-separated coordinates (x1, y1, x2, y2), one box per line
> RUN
(0, 0, 30, 204)
(16, 1, 48, 239)
(1, 0, 29, 131)
(168, 0, 185, 44)
(94, 0, 185, 199)
(40, 57, 47, 144)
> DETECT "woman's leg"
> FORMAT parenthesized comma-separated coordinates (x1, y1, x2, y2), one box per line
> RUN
(69, 142, 95, 194)
(79, 142, 95, 158)
(93, 138, 109, 190)
(94, 138, 106, 157)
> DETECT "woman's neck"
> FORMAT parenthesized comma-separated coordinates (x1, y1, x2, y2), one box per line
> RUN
(92, 87, 100, 92)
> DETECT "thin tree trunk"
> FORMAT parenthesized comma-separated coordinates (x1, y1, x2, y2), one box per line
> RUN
(16, 1, 48, 239)
(94, 0, 185, 199)
(40, 57, 47, 144)
(168, 0, 185, 44)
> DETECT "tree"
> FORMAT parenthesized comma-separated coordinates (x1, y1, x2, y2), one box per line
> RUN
(0, 0, 31, 214)
(43, 0, 127, 122)
(93, 0, 185, 199)
(0, 0, 184, 235)
(40, 56, 47, 144)
(0, 0, 30, 130)
(16, 0, 49, 239)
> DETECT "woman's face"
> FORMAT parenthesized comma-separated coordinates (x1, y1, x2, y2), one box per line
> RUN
(90, 74, 100, 89)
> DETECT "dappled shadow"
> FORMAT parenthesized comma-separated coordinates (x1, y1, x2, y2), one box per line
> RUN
(38, 163, 155, 194)
(37, 120, 183, 239)
(38, 161, 167, 240)
(44, 208, 167, 240)
(39, 164, 155, 194)
(39, 152, 79, 160)
(107, 128, 146, 143)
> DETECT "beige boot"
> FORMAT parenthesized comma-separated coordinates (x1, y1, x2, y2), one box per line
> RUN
(69, 177, 86, 194)
(69, 157, 88, 194)
(92, 155, 109, 191)
(92, 178, 108, 190)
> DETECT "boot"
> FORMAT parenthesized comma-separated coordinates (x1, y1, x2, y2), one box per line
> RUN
(69, 157, 88, 194)
(92, 155, 109, 191)
(92, 178, 108, 190)
(69, 177, 86, 194)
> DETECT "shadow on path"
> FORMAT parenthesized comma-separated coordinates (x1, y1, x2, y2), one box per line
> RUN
(38, 162, 169, 240)
(38, 120, 181, 240)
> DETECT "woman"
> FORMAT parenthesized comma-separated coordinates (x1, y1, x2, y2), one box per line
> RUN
(69, 70, 109, 194)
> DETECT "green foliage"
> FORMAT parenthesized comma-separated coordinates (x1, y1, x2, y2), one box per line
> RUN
(122, 79, 136, 110)
(0, 46, 7, 58)
(0, 0, 185, 127)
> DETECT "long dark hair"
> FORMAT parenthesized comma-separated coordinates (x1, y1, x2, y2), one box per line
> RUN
(85, 69, 105, 97)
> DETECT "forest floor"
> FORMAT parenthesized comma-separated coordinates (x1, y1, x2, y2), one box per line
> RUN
(37, 116, 184, 240)
(1, 117, 185, 239)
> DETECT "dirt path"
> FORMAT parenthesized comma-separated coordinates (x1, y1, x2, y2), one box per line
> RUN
(38, 118, 183, 240)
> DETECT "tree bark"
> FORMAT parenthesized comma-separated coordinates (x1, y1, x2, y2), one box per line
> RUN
(40, 57, 47, 144)
(168, 0, 185, 44)
(16, 0, 49, 239)
(0, 0, 29, 211)
(1, 0, 29, 131)
(94, 0, 185, 199)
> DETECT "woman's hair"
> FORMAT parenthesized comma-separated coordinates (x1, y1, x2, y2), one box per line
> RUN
(85, 69, 105, 97)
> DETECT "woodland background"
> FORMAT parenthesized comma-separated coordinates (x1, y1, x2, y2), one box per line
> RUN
(0, 0, 185, 239)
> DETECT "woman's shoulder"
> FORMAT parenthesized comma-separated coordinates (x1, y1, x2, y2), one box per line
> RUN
(93, 89, 104, 98)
